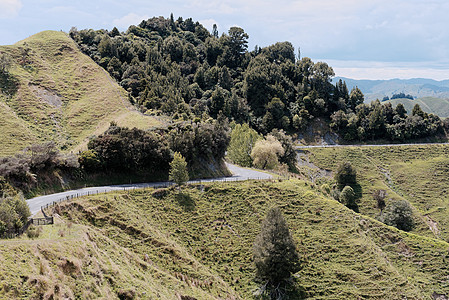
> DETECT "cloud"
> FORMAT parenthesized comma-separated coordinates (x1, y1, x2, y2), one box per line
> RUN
(0, 0, 23, 18)
(112, 13, 149, 30)
(198, 18, 218, 32)
(325, 59, 449, 80)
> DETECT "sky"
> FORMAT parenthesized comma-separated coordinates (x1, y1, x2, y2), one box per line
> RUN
(1, 0, 449, 80)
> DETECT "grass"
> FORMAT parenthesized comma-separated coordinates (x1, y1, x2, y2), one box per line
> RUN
(1, 179, 447, 298)
(301, 144, 449, 242)
(0, 31, 164, 156)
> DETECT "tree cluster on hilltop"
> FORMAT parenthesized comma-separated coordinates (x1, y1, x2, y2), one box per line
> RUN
(69, 15, 445, 141)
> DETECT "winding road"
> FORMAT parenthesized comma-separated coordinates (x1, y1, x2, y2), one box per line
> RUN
(295, 142, 449, 149)
(26, 162, 273, 216)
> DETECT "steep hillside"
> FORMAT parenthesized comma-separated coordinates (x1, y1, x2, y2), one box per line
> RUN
(2, 180, 449, 299)
(0, 31, 162, 156)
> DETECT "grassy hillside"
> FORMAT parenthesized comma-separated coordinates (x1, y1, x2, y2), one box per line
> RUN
(301, 144, 449, 242)
(386, 97, 449, 118)
(0, 31, 163, 156)
(2, 179, 449, 298)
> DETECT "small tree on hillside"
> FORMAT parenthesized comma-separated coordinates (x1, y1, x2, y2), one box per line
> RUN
(169, 152, 189, 186)
(253, 207, 300, 299)
(335, 161, 357, 190)
(251, 135, 284, 170)
(380, 199, 414, 231)
(339, 185, 359, 212)
(0, 53, 12, 74)
(373, 189, 387, 213)
(227, 123, 262, 167)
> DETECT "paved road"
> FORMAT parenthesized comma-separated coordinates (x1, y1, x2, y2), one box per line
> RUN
(295, 142, 449, 149)
(26, 163, 272, 216)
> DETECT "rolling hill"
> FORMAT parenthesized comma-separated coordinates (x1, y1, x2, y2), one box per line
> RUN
(0, 31, 163, 156)
(385, 97, 449, 118)
(2, 176, 449, 299)
(336, 77, 449, 102)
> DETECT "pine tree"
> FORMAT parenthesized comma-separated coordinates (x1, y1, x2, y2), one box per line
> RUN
(169, 152, 189, 186)
(253, 207, 300, 297)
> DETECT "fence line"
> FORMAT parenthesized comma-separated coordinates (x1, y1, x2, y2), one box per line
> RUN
(40, 175, 288, 218)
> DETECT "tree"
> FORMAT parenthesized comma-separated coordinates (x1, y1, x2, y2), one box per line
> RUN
(339, 186, 359, 212)
(253, 207, 300, 298)
(0, 53, 12, 74)
(169, 152, 189, 186)
(334, 161, 357, 189)
(251, 135, 284, 169)
(227, 123, 262, 167)
(348, 87, 364, 111)
(212, 24, 219, 38)
(269, 129, 296, 171)
(373, 189, 387, 212)
(380, 199, 414, 231)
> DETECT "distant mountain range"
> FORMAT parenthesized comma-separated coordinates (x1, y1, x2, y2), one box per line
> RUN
(334, 77, 449, 102)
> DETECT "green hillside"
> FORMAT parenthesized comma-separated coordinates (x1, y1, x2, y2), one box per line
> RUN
(386, 97, 449, 118)
(302, 144, 449, 241)
(0, 31, 162, 156)
(2, 175, 449, 299)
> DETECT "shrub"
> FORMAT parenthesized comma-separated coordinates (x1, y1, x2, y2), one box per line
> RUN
(380, 200, 414, 231)
(335, 161, 357, 189)
(251, 135, 284, 169)
(373, 189, 387, 212)
(27, 225, 42, 239)
(169, 152, 189, 186)
(0, 195, 30, 233)
(339, 185, 359, 212)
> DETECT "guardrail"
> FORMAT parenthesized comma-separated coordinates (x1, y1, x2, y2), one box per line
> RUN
(40, 176, 286, 213)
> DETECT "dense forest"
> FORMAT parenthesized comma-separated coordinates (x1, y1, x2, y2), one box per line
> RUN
(69, 15, 446, 142)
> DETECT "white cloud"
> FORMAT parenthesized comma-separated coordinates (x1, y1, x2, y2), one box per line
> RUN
(112, 13, 149, 30)
(324, 59, 449, 80)
(198, 18, 218, 32)
(0, 0, 23, 18)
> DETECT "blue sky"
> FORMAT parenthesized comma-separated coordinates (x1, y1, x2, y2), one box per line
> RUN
(1, 0, 449, 80)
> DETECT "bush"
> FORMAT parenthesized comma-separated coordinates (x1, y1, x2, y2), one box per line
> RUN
(169, 152, 189, 186)
(0, 195, 30, 233)
(339, 185, 359, 212)
(251, 135, 284, 169)
(380, 200, 414, 231)
(227, 123, 262, 167)
(335, 161, 357, 189)
(27, 225, 42, 239)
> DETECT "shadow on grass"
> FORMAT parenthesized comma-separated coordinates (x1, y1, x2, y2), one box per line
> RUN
(175, 192, 195, 211)
(352, 182, 363, 200)
(255, 280, 307, 300)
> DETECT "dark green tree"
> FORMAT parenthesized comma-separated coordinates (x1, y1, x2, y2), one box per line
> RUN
(335, 161, 357, 190)
(348, 87, 364, 111)
(253, 206, 300, 298)
(212, 24, 219, 38)
(380, 200, 414, 231)
(339, 185, 359, 212)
